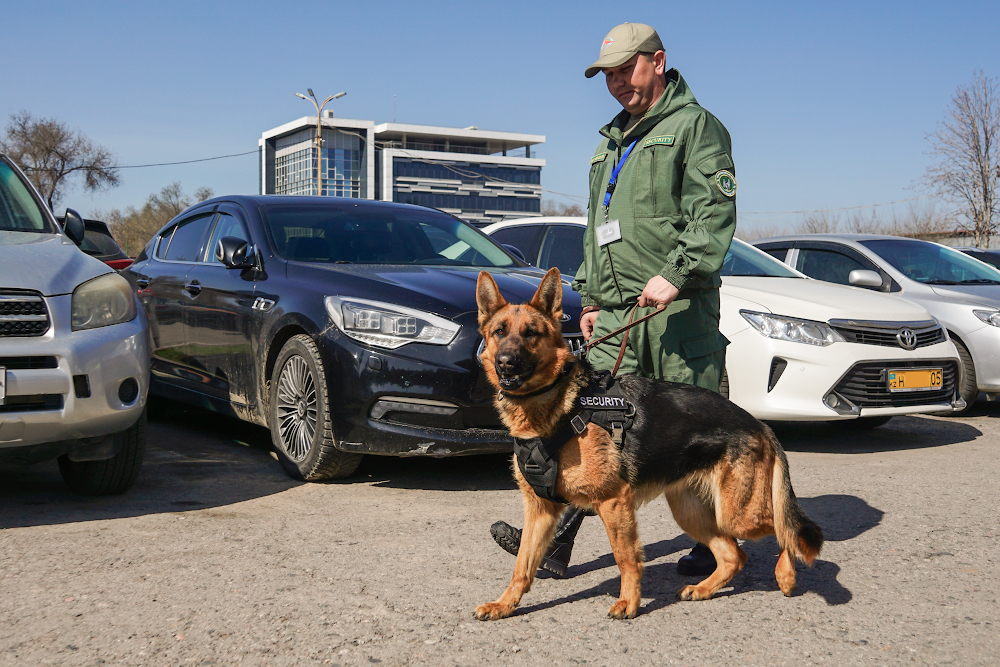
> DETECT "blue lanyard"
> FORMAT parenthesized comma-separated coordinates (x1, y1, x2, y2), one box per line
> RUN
(603, 139, 638, 211)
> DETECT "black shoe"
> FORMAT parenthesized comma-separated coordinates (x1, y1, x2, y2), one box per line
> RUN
(676, 543, 717, 576)
(489, 508, 588, 578)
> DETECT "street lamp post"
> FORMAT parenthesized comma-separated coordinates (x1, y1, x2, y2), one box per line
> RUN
(295, 89, 346, 196)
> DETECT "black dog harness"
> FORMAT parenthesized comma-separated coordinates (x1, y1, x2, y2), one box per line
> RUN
(513, 371, 636, 503)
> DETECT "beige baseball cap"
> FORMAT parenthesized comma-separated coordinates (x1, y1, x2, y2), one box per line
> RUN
(585, 22, 664, 78)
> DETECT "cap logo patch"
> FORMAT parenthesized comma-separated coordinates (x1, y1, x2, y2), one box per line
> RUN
(716, 170, 737, 197)
(601, 37, 615, 51)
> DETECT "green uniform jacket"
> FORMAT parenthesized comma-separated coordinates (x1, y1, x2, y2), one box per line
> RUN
(573, 69, 736, 308)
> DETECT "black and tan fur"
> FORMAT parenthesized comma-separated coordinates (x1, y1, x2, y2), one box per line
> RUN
(474, 267, 823, 620)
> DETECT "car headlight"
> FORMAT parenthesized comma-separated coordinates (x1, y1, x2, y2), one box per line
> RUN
(740, 310, 845, 347)
(324, 297, 460, 349)
(973, 309, 1000, 327)
(71, 273, 137, 331)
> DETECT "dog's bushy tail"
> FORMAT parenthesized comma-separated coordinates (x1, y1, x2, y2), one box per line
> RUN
(768, 430, 823, 565)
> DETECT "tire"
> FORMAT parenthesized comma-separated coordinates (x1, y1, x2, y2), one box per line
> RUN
(949, 337, 978, 416)
(269, 334, 362, 481)
(719, 368, 730, 400)
(58, 408, 146, 496)
(840, 415, 892, 430)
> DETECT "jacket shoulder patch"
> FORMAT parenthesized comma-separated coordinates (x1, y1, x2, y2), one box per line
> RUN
(590, 153, 608, 164)
(643, 135, 675, 148)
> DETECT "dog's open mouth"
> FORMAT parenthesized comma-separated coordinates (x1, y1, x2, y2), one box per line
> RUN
(497, 364, 536, 391)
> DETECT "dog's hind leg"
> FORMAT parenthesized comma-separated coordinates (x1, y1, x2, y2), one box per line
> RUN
(475, 489, 561, 621)
(665, 484, 747, 601)
(593, 483, 644, 619)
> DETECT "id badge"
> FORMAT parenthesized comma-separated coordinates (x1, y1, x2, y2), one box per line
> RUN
(596, 219, 622, 246)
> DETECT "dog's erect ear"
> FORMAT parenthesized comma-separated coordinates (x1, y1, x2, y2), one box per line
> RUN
(477, 271, 507, 326)
(530, 267, 563, 320)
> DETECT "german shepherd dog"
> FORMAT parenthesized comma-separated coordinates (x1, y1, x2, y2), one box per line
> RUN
(474, 267, 823, 620)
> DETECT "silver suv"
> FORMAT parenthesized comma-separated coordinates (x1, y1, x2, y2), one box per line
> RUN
(0, 154, 149, 494)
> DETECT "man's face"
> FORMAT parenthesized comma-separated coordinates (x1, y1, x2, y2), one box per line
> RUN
(603, 51, 666, 116)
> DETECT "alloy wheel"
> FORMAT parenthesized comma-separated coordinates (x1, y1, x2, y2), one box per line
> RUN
(275, 355, 317, 461)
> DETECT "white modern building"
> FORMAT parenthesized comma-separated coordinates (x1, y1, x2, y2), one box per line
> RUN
(259, 115, 545, 226)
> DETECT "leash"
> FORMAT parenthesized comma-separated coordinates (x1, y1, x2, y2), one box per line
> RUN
(582, 303, 666, 377)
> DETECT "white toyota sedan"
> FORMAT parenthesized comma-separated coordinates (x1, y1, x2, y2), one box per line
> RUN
(483, 217, 963, 426)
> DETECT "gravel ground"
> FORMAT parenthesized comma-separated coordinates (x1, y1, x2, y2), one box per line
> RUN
(1, 397, 998, 666)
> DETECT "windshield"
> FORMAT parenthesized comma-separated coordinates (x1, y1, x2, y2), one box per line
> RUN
(722, 239, 801, 277)
(0, 159, 52, 233)
(860, 238, 1000, 285)
(262, 203, 516, 267)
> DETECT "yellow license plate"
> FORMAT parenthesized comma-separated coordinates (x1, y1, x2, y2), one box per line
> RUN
(887, 368, 943, 392)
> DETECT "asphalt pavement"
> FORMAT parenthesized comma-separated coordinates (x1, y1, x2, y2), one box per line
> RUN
(1, 397, 998, 666)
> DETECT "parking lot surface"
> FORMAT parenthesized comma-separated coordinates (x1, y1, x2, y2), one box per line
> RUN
(1, 398, 998, 666)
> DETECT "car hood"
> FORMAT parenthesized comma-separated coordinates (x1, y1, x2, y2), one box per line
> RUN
(286, 263, 582, 327)
(722, 276, 931, 322)
(929, 285, 1000, 308)
(0, 231, 110, 296)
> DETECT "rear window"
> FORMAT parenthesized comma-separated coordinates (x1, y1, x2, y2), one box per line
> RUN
(80, 228, 122, 256)
(262, 203, 516, 267)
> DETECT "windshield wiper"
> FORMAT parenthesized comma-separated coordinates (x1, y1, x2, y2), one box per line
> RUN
(957, 278, 1000, 284)
(922, 279, 959, 285)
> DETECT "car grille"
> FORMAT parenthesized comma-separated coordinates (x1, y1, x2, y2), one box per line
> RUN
(0, 356, 58, 370)
(0, 291, 50, 337)
(0, 394, 63, 413)
(829, 319, 944, 350)
(832, 359, 958, 408)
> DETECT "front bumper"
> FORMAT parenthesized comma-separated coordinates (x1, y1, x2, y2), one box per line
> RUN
(726, 329, 961, 421)
(0, 294, 149, 458)
(313, 327, 584, 456)
(961, 324, 1000, 393)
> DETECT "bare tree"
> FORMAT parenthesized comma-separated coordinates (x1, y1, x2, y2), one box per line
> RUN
(94, 182, 213, 256)
(922, 71, 1000, 248)
(0, 111, 120, 210)
(540, 199, 585, 217)
(795, 211, 840, 234)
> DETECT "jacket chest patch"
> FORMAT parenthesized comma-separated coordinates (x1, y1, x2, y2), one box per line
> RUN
(643, 135, 675, 148)
(590, 153, 608, 164)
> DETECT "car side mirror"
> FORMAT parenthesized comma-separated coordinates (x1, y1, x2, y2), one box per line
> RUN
(848, 269, 883, 289)
(216, 236, 256, 269)
(502, 244, 527, 263)
(62, 208, 86, 246)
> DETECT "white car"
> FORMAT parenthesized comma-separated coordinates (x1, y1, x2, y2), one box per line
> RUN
(754, 234, 1000, 413)
(483, 218, 963, 425)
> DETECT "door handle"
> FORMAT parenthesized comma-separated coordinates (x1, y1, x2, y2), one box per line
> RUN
(184, 281, 202, 295)
(135, 278, 150, 288)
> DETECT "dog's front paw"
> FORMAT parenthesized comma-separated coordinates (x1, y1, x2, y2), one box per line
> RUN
(475, 602, 515, 621)
(677, 584, 715, 601)
(607, 599, 639, 620)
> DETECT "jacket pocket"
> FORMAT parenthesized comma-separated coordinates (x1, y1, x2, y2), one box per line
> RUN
(681, 329, 730, 359)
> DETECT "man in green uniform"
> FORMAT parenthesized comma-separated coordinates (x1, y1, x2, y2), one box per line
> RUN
(490, 22, 737, 578)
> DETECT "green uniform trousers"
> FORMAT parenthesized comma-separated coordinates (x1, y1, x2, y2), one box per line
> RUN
(585, 289, 727, 393)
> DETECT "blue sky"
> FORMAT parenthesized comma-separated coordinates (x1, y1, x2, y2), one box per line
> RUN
(3, 0, 997, 235)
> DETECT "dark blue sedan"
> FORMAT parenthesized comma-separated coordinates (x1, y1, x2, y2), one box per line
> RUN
(124, 196, 583, 480)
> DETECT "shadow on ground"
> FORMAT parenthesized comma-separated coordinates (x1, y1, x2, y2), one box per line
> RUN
(771, 414, 982, 453)
(0, 397, 299, 529)
(515, 493, 878, 617)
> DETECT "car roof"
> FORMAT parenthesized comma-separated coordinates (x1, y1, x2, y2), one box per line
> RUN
(752, 233, 925, 244)
(481, 216, 586, 232)
(196, 194, 446, 214)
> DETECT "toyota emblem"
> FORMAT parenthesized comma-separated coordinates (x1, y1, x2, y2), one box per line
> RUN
(896, 328, 917, 350)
